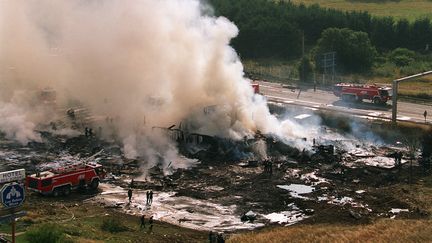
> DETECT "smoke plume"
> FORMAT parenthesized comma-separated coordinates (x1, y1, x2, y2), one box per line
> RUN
(0, 0, 283, 171)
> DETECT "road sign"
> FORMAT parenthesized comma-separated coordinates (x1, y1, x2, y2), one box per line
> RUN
(0, 211, 26, 224)
(1, 183, 25, 208)
(0, 169, 25, 184)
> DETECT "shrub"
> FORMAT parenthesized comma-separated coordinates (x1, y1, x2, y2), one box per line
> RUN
(101, 218, 128, 233)
(298, 56, 314, 83)
(25, 223, 65, 243)
(390, 48, 415, 67)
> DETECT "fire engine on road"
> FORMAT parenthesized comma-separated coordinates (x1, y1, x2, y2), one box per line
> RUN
(333, 83, 392, 105)
(26, 162, 106, 197)
(252, 83, 260, 94)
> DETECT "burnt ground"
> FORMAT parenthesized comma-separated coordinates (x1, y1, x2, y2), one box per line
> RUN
(0, 120, 430, 234)
(158, 157, 429, 226)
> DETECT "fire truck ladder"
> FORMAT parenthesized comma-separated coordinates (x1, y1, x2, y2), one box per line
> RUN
(392, 70, 432, 124)
(52, 162, 86, 174)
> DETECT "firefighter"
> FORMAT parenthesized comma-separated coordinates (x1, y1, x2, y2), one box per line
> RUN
(216, 233, 225, 243)
(149, 190, 153, 205)
(146, 191, 150, 205)
(128, 188, 133, 203)
(397, 151, 403, 167)
(148, 216, 154, 233)
(140, 215, 145, 229)
(269, 161, 273, 175)
(208, 231, 214, 243)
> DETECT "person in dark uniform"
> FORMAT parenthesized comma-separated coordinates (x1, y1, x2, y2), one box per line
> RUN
(140, 215, 145, 229)
(128, 188, 133, 203)
(148, 216, 154, 233)
(149, 191, 154, 205)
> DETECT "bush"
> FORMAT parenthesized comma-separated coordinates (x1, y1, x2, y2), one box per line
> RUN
(390, 48, 415, 67)
(101, 218, 128, 233)
(298, 56, 314, 83)
(25, 223, 65, 243)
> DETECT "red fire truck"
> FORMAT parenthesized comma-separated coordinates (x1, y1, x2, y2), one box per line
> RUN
(252, 83, 260, 94)
(26, 162, 106, 197)
(333, 83, 392, 104)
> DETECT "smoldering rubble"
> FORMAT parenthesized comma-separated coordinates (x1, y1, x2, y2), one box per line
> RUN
(0, 102, 428, 232)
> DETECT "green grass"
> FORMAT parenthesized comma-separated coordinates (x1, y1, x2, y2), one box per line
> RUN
(0, 194, 207, 243)
(229, 219, 432, 243)
(243, 58, 298, 83)
(287, 0, 432, 21)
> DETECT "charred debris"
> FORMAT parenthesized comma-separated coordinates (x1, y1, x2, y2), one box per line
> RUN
(1, 105, 431, 228)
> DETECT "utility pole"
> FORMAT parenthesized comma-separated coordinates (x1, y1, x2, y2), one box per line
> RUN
(302, 31, 305, 83)
(392, 70, 432, 124)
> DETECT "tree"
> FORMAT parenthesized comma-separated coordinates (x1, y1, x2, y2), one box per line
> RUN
(389, 48, 415, 67)
(314, 28, 377, 72)
(298, 56, 314, 83)
(395, 19, 411, 49)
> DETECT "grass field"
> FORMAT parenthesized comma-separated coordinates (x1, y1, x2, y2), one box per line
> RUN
(229, 219, 432, 243)
(288, 0, 432, 21)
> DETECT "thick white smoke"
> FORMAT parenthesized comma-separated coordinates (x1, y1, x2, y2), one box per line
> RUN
(0, 0, 285, 171)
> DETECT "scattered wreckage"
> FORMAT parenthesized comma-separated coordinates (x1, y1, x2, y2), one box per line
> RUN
(0, 103, 430, 233)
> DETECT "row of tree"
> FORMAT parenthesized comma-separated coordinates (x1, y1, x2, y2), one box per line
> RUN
(210, 0, 432, 60)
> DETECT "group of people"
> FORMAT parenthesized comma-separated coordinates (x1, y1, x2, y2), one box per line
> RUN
(127, 188, 154, 206)
(146, 190, 154, 205)
(140, 215, 154, 232)
(394, 151, 404, 168)
(208, 231, 225, 243)
(84, 127, 93, 137)
(262, 159, 273, 175)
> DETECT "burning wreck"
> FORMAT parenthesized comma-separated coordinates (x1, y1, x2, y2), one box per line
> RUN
(0, 0, 430, 240)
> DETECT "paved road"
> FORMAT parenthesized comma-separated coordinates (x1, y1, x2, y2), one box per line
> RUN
(258, 81, 432, 124)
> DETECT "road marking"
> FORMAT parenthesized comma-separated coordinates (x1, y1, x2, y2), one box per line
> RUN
(398, 116, 411, 121)
(294, 114, 312, 120)
(368, 112, 382, 117)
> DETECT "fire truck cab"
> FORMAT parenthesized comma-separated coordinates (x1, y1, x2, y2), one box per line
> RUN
(26, 162, 106, 197)
(333, 83, 392, 105)
(252, 83, 260, 94)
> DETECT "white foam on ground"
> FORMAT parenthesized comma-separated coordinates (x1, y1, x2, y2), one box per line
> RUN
(389, 208, 409, 214)
(96, 183, 265, 231)
(300, 171, 329, 186)
(264, 211, 306, 225)
(319, 195, 370, 210)
(353, 156, 406, 169)
(277, 184, 314, 199)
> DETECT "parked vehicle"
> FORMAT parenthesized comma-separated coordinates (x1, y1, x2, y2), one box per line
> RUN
(333, 83, 392, 104)
(26, 162, 106, 196)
